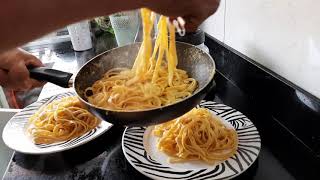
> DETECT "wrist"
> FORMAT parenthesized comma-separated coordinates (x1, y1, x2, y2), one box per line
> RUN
(66, 0, 143, 21)
(99, 0, 145, 13)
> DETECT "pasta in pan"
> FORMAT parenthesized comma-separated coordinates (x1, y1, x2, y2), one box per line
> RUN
(85, 9, 197, 111)
(153, 108, 238, 164)
(27, 96, 100, 144)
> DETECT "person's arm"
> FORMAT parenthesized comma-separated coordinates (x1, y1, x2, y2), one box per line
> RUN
(0, 0, 220, 53)
(0, 0, 143, 53)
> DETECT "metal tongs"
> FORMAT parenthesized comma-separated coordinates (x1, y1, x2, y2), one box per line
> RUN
(172, 17, 186, 36)
(134, 14, 186, 43)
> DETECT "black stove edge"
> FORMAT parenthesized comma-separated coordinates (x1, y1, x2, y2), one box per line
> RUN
(205, 34, 320, 177)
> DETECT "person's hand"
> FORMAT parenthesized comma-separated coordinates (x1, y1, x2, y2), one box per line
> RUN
(0, 48, 45, 90)
(145, 0, 220, 31)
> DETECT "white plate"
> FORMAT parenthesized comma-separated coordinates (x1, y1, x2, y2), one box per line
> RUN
(2, 92, 113, 154)
(122, 101, 261, 180)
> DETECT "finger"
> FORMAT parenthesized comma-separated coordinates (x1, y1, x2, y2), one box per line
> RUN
(8, 61, 31, 90)
(18, 48, 39, 61)
(169, 17, 177, 22)
(17, 48, 31, 55)
(25, 57, 47, 86)
(29, 79, 46, 88)
(184, 18, 199, 32)
(25, 56, 44, 68)
(0, 51, 19, 70)
(17, 80, 39, 91)
(19, 49, 43, 68)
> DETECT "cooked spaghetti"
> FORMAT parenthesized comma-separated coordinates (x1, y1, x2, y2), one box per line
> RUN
(27, 96, 100, 144)
(85, 9, 197, 110)
(153, 108, 238, 164)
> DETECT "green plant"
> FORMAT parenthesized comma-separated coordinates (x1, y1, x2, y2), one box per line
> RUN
(94, 16, 114, 35)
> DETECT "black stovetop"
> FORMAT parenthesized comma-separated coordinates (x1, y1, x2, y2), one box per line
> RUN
(3, 74, 295, 180)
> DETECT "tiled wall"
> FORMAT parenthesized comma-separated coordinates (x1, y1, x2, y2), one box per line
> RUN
(202, 0, 320, 98)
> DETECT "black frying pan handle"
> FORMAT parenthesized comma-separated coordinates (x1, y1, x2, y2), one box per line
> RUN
(28, 67, 73, 88)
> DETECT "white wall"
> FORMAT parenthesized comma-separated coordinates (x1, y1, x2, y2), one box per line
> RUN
(202, 0, 320, 98)
(201, 0, 226, 42)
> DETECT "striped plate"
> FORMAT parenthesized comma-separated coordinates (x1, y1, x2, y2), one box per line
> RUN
(2, 92, 113, 154)
(122, 101, 261, 180)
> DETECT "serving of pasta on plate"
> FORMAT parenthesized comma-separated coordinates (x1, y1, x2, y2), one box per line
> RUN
(153, 108, 238, 164)
(2, 92, 112, 154)
(27, 96, 101, 144)
(122, 101, 261, 180)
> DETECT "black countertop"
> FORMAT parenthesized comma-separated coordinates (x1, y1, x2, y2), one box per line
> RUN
(3, 74, 294, 180)
(2, 33, 313, 180)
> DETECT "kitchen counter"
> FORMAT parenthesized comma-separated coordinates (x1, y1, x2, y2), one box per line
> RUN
(1, 33, 305, 180)
(2, 75, 294, 180)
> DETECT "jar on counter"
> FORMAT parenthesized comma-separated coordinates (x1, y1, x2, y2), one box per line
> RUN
(175, 29, 209, 54)
(67, 20, 93, 51)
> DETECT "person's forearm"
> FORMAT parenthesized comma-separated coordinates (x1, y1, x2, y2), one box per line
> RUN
(0, 0, 144, 53)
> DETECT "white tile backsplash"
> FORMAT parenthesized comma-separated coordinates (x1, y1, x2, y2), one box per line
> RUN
(203, 0, 320, 98)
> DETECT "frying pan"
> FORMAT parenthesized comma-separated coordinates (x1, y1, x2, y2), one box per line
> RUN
(29, 42, 216, 127)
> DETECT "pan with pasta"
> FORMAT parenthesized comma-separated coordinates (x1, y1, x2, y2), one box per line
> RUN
(27, 8, 216, 127)
(84, 9, 197, 111)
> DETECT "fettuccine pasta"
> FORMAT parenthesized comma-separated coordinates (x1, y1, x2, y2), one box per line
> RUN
(153, 108, 238, 164)
(27, 96, 100, 144)
(85, 9, 197, 110)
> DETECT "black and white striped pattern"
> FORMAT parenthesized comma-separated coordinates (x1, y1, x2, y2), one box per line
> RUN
(2, 92, 112, 154)
(122, 101, 261, 180)
(36, 127, 99, 149)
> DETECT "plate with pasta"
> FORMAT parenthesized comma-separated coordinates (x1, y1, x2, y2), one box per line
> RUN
(2, 92, 113, 154)
(122, 101, 261, 180)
